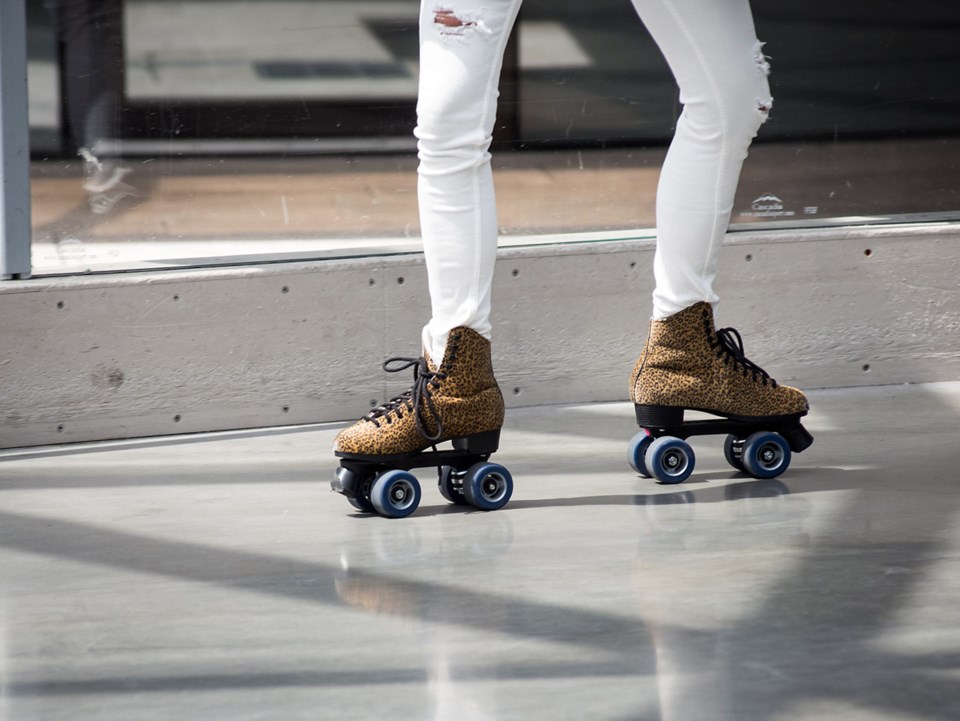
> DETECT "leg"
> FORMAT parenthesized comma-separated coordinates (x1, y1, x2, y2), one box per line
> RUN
(626, 2, 811, 476)
(333, 3, 517, 480)
(629, 0, 773, 319)
(55, 0, 124, 153)
(415, 0, 523, 361)
(54, 0, 135, 213)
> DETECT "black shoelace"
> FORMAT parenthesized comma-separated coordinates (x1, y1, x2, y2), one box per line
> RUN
(712, 327, 778, 388)
(363, 356, 447, 442)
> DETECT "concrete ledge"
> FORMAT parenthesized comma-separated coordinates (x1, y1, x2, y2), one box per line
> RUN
(2, 222, 959, 448)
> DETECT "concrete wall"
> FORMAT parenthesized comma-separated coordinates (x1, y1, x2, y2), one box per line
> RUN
(2, 222, 959, 449)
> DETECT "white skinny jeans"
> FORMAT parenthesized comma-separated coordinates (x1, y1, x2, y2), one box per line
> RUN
(417, 0, 772, 361)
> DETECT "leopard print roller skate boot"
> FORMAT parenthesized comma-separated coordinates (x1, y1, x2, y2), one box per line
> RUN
(332, 326, 512, 518)
(627, 302, 813, 483)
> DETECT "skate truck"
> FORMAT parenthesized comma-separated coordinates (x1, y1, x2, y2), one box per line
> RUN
(628, 405, 814, 484)
(333, 430, 513, 519)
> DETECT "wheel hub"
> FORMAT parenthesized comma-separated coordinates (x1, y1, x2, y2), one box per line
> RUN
(481, 473, 507, 501)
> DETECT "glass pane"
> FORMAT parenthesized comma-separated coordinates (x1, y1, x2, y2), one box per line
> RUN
(27, 1, 960, 276)
(516, 0, 960, 231)
(124, 2, 419, 103)
(26, 0, 60, 155)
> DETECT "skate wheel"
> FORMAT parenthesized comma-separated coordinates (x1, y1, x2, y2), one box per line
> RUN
(741, 432, 791, 479)
(646, 436, 695, 484)
(463, 462, 514, 511)
(438, 466, 469, 505)
(347, 495, 375, 513)
(723, 434, 746, 473)
(370, 470, 422, 518)
(627, 431, 654, 477)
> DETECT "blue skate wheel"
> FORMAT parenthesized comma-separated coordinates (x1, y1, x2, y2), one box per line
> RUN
(370, 470, 422, 518)
(438, 466, 469, 505)
(347, 495, 375, 513)
(723, 434, 746, 473)
(741, 432, 791, 479)
(647, 436, 695, 484)
(463, 462, 513, 511)
(627, 431, 654, 477)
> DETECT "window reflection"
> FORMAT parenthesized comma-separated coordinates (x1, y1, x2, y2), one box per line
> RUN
(25, 0, 960, 274)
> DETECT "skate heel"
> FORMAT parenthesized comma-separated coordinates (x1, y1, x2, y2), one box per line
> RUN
(451, 429, 501, 454)
(634, 404, 684, 429)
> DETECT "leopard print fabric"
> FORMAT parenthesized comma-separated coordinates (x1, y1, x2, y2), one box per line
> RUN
(630, 302, 809, 419)
(335, 326, 505, 456)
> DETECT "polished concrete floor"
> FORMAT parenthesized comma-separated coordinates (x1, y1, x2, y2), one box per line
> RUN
(1, 382, 959, 720)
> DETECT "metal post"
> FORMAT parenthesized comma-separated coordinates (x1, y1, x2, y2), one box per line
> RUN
(0, 0, 32, 280)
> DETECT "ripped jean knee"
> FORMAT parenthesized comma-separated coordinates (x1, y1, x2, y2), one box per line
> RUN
(753, 40, 774, 124)
(431, 5, 493, 38)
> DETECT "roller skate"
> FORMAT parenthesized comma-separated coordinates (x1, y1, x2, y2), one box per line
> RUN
(627, 302, 813, 484)
(332, 326, 513, 518)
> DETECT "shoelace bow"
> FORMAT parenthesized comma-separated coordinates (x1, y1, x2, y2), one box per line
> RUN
(363, 356, 447, 442)
(713, 327, 778, 388)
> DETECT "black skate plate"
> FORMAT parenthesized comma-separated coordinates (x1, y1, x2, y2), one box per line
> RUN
(332, 449, 495, 500)
(635, 405, 813, 453)
(336, 447, 494, 473)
